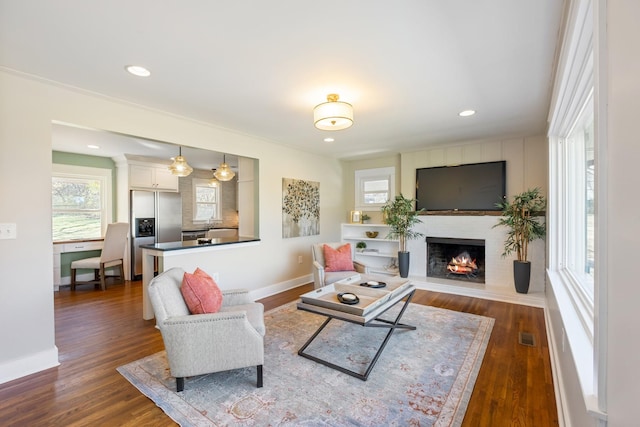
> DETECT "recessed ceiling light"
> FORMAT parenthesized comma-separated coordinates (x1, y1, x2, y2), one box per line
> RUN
(459, 110, 476, 117)
(324, 137, 335, 142)
(125, 65, 151, 77)
(87, 144, 100, 149)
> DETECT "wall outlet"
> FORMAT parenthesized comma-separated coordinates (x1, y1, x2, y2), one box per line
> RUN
(298, 255, 303, 264)
(212, 272, 220, 282)
(0, 223, 17, 240)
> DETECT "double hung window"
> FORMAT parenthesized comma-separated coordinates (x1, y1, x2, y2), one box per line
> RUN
(193, 179, 221, 222)
(52, 164, 112, 242)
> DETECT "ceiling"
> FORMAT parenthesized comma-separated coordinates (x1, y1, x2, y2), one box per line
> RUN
(0, 1, 565, 160)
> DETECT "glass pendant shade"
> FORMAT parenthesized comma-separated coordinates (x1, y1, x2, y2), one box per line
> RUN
(168, 147, 193, 177)
(209, 169, 219, 186)
(314, 93, 354, 131)
(213, 155, 236, 181)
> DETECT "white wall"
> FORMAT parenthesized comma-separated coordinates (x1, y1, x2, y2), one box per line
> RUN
(0, 72, 59, 383)
(602, 1, 640, 425)
(400, 135, 548, 198)
(0, 70, 345, 383)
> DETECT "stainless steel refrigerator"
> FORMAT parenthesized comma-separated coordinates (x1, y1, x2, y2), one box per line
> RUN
(130, 190, 182, 280)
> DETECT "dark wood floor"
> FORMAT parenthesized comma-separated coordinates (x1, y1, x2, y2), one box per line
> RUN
(0, 280, 558, 426)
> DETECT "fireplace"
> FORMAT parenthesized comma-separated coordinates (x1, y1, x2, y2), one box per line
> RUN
(426, 237, 486, 284)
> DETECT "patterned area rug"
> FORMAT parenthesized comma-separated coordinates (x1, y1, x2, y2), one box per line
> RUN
(118, 301, 493, 426)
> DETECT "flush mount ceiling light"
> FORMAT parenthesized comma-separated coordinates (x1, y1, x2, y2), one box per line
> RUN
(125, 65, 151, 77)
(168, 147, 193, 177)
(314, 93, 353, 131)
(213, 154, 236, 181)
(459, 109, 476, 117)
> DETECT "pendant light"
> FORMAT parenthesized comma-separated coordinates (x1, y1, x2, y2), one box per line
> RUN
(313, 93, 354, 131)
(213, 154, 235, 181)
(168, 146, 193, 177)
(209, 169, 219, 186)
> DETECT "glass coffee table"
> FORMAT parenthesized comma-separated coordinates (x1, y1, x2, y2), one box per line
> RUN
(296, 274, 416, 381)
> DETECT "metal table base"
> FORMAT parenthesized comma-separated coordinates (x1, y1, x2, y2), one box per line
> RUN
(297, 289, 416, 381)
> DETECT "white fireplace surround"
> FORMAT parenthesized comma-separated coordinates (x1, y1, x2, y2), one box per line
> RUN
(406, 215, 545, 306)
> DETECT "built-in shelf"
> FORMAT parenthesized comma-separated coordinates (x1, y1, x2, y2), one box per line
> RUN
(341, 223, 399, 276)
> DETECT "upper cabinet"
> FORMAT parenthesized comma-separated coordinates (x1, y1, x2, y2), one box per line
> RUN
(129, 163, 178, 191)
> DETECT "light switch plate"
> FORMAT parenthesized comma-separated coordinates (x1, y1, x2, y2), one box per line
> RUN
(0, 223, 17, 240)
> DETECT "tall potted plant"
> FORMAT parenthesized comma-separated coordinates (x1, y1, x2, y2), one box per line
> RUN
(382, 194, 424, 278)
(493, 187, 546, 293)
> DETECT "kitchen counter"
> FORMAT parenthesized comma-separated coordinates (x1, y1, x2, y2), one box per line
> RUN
(141, 236, 259, 251)
(140, 235, 260, 319)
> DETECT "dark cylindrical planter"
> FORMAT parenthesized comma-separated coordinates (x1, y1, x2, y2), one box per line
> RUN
(513, 260, 531, 294)
(398, 251, 410, 278)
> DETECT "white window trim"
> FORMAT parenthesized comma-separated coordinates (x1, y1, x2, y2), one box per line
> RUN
(354, 167, 395, 211)
(52, 163, 113, 239)
(192, 178, 221, 223)
(547, 0, 607, 421)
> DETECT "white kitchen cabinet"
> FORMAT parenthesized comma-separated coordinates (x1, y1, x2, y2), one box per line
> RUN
(129, 164, 178, 191)
(341, 223, 399, 276)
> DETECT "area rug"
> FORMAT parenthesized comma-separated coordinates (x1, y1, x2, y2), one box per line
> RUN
(118, 301, 494, 426)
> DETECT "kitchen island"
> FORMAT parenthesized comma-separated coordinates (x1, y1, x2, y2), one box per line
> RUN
(140, 236, 260, 319)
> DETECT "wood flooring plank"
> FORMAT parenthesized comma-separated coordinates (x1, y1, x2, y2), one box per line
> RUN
(0, 281, 558, 426)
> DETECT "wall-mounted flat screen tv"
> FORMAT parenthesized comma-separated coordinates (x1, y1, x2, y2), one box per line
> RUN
(415, 161, 506, 211)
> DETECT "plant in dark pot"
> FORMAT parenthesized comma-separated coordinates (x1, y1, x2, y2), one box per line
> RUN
(493, 188, 546, 294)
(382, 194, 424, 278)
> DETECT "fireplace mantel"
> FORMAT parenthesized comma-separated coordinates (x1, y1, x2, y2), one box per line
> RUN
(418, 210, 502, 216)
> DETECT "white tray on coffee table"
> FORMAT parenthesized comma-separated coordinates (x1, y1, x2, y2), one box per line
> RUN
(298, 275, 413, 323)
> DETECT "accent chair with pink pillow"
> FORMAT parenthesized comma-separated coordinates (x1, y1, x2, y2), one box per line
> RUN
(311, 242, 366, 289)
(148, 267, 265, 392)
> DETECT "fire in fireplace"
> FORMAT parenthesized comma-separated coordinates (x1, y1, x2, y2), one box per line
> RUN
(426, 237, 486, 283)
(446, 251, 479, 278)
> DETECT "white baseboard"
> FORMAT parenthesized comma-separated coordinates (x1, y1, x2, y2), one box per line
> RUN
(251, 274, 313, 301)
(545, 306, 568, 427)
(0, 346, 59, 385)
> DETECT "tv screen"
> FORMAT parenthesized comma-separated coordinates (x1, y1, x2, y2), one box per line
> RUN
(415, 161, 506, 211)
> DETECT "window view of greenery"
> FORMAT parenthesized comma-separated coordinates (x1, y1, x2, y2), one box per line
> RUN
(52, 176, 102, 241)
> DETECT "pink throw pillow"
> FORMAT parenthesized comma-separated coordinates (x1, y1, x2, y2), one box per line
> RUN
(323, 243, 355, 272)
(181, 268, 223, 314)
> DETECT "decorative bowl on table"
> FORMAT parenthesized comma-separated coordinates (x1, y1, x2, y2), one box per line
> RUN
(365, 231, 379, 238)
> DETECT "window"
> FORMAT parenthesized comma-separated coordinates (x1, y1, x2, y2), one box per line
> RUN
(355, 167, 395, 210)
(566, 93, 595, 294)
(546, 0, 604, 416)
(52, 164, 112, 242)
(193, 179, 221, 222)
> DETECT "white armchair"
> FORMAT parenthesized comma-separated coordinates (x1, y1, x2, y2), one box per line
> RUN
(148, 267, 265, 392)
(311, 242, 367, 289)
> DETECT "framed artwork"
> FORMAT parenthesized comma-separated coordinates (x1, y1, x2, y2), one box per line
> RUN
(350, 210, 362, 223)
(282, 178, 320, 238)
